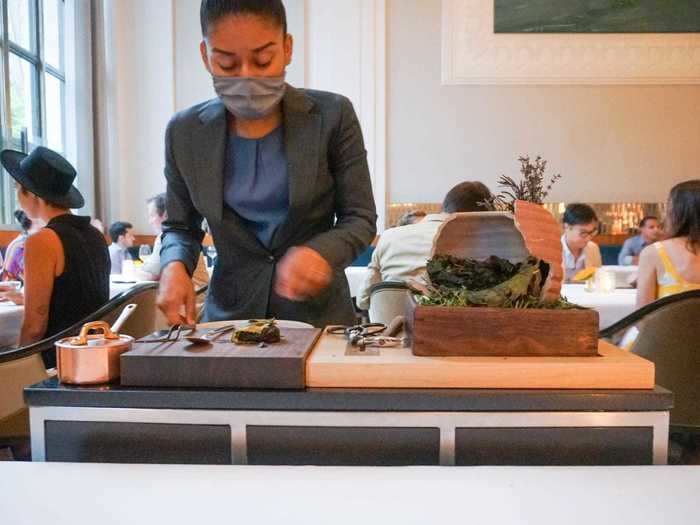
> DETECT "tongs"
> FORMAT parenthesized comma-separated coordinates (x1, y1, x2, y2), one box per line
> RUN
(328, 316, 407, 351)
(135, 324, 196, 343)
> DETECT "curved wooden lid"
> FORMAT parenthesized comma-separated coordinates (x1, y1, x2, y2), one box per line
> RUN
(430, 202, 563, 302)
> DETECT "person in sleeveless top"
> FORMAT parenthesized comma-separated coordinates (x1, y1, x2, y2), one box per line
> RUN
(637, 180, 700, 308)
(0, 147, 110, 365)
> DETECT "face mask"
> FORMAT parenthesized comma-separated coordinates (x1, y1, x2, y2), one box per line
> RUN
(212, 75, 286, 120)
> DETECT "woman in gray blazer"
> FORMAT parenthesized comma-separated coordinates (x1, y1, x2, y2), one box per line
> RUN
(158, 0, 377, 328)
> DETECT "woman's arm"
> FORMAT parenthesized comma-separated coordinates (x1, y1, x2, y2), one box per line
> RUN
(157, 118, 204, 325)
(303, 96, 377, 269)
(636, 245, 658, 309)
(19, 230, 60, 345)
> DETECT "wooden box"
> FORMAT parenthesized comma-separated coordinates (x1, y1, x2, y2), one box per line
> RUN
(406, 295, 599, 357)
(409, 201, 599, 357)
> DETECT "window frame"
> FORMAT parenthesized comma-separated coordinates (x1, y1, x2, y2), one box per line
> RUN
(0, 0, 66, 226)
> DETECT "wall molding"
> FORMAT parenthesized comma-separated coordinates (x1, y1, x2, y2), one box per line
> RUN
(442, 0, 700, 85)
(305, 0, 387, 230)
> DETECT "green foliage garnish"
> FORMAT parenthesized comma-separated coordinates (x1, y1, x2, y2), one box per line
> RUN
(415, 254, 584, 310)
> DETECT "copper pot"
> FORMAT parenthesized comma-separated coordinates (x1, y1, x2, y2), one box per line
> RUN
(56, 321, 134, 385)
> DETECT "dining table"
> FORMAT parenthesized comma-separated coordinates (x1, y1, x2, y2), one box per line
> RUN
(0, 301, 24, 348)
(109, 274, 156, 298)
(561, 283, 637, 330)
(0, 277, 154, 351)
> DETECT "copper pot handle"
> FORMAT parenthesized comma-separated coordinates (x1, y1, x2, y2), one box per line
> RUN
(69, 321, 120, 346)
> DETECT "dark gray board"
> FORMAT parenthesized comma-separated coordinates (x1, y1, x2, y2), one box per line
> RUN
(120, 328, 321, 389)
(494, 0, 700, 33)
(25, 377, 673, 412)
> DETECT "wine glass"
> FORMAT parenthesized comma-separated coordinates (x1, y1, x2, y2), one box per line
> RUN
(139, 244, 152, 262)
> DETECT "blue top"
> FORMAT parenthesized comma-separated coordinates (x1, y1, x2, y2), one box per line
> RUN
(223, 127, 289, 248)
(618, 234, 648, 265)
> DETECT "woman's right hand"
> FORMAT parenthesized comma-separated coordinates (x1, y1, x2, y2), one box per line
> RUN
(157, 262, 196, 325)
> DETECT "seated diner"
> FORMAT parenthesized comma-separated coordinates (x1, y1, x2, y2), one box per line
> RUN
(561, 203, 602, 282)
(0, 147, 110, 364)
(636, 180, 700, 308)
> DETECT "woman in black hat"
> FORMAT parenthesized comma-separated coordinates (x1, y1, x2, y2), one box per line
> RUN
(0, 147, 110, 363)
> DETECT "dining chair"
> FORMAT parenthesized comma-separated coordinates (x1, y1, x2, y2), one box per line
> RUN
(0, 282, 160, 459)
(600, 289, 700, 463)
(367, 281, 409, 325)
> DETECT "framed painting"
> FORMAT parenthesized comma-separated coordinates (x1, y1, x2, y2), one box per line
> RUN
(494, 0, 700, 34)
(441, 0, 700, 84)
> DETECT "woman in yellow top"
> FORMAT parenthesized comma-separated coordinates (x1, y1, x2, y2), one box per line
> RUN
(637, 180, 700, 308)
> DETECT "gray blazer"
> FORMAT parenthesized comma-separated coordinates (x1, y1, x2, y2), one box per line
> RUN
(160, 86, 377, 327)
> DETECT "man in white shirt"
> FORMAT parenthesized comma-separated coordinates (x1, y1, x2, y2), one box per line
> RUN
(356, 181, 492, 310)
(108, 221, 135, 275)
(138, 193, 167, 280)
(560, 203, 602, 281)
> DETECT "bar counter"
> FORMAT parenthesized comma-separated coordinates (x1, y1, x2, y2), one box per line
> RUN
(25, 378, 672, 466)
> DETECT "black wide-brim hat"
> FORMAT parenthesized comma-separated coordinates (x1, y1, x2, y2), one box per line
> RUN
(1, 146, 84, 209)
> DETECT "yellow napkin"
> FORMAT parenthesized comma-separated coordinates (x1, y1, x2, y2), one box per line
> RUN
(572, 267, 597, 282)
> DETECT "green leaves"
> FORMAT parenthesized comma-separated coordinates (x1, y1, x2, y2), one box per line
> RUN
(426, 255, 521, 291)
(418, 254, 581, 310)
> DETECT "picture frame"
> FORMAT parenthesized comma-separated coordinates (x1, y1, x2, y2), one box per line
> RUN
(441, 0, 700, 85)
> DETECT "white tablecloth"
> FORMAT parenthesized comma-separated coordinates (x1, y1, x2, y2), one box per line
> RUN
(601, 265, 639, 288)
(2, 463, 699, 525)
(110, 275, 156, 298)
(344, 266, 368, 298)
(0, 302, 24, 348)
(562, 283, 637, 329)
(0, 279, 155, 350)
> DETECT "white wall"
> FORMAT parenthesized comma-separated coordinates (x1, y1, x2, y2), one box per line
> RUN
(387, 0, 700, 205)
(105, 0, 175, 232)
(107, 0, 700, 232)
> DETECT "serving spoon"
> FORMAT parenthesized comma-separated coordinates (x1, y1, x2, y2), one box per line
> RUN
(184, 323, 239, 346)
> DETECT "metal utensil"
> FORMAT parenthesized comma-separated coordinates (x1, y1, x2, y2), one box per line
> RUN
(134, 324, 196, 343)
(110, 304, 137, 334)
(184, 324, 239, 346)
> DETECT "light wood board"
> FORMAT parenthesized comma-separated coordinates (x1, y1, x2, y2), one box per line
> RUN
(306, 333, 654, 389)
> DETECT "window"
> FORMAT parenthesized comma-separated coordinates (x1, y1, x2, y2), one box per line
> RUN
(0, 0, 65, 225)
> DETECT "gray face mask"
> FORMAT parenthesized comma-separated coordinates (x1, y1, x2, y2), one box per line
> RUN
(212, 75, 286, 120)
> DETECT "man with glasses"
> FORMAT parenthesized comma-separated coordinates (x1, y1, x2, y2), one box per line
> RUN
(561, 203, 602, 282)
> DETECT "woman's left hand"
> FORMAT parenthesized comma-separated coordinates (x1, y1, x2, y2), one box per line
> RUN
(275, 246, 332, 301)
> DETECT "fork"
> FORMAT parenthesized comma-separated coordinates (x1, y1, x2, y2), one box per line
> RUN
(134, 324, 196, 343)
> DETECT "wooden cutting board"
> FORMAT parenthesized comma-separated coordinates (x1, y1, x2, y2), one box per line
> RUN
(121, 328, 321, 389)
(305, 332, 655, 389)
